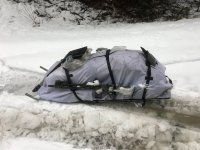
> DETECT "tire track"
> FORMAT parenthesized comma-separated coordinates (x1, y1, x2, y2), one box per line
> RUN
(0, 58, 42, 94)
(96, 100, 200, 128)
(0, 58, 43, 75)
(164, 58, 200, 65)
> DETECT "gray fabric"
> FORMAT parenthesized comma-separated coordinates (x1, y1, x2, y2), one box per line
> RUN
(38, 49, 173, 103)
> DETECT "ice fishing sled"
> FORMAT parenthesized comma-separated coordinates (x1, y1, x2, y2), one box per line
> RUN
(28, 46, 173, 106)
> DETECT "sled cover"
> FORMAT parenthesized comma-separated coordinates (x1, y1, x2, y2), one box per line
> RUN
(37, 47, 173, 103)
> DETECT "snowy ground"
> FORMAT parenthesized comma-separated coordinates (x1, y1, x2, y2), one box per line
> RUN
(0, 0, 200, 149)
(0, 138, 91, 150)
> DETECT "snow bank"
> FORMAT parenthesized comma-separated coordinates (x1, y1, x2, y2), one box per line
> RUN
(0, 92, 200, 149)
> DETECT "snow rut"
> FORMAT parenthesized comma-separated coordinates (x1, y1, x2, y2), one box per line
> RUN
(0, 61, 200, 149)
(164, 58, 200, 66)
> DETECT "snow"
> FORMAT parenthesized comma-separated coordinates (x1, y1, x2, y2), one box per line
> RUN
(167, 61, 200, 94)
(0, 137, 91, 150)
(0, 0, 200, 149)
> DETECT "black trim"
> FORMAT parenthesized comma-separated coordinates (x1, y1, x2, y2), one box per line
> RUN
(66, 46, 88, 59)
(32, 84, 41, 92)
(63, 68, 83, 102)
(166, 75, 173, 85)
(141, 47, 154, 106)
(105, 50, 117, 99)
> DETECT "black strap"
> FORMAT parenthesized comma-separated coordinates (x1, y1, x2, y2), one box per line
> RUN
(45, 47, 88, 78)
(105, 50, 117, 98)
(63, 68, 83, 102)
(32, 84, 42, 92)
(165, 75, 173, 85)
(141, 48, 154, 106)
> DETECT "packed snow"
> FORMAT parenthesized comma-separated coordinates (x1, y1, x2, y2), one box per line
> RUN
(0, 137, 91, 150)
(0, 0, 200, 149)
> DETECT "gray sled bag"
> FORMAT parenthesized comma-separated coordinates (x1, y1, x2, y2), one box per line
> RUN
(34, 46, 173, 105)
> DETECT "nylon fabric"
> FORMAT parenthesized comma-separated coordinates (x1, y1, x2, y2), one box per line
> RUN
(37, 48, 173, 103)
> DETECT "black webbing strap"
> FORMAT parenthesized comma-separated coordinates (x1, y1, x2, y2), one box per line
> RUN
(105, 50, 117, 98)
(63, 68, 83, 102)
(166, 75, 173, 85)
(141, 48, 153, 106)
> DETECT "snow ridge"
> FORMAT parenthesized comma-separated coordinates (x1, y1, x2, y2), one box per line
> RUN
(1, 92, 200, 150)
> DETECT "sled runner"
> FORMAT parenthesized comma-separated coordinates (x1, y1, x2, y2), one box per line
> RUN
(28, 46, 173, 106)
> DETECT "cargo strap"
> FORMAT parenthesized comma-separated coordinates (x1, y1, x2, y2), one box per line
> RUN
(166, 75, 173, 85)
(105, 50, 117, 99)
(141, 47, 154, 106)
(32, 47, 88, 93)
(63, 68, 83, 102)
